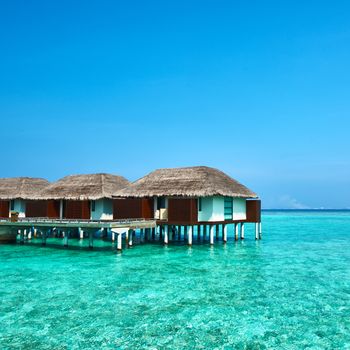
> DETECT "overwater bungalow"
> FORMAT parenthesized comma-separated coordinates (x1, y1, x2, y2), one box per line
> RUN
(39, 173, 130, 220)
(0, 177, 50, 218)
(116, 166, 261, 243)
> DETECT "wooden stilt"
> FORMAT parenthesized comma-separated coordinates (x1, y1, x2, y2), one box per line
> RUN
(41, 229, 47, 246)
(240, 223, 245, 240)
(203, 225, 207, 241)
(209, 225, 214, 245)
(169, 225, 173, 241)
(255, 223, 259, 240)
(117, 233, 122, 251)
(125, 230, 129, 245)
(197, 225, 201, 241)
(111, 231, 115, 242)
(28, 229, 32, 240)
(234, 223, 239, 241)
(34, 228, 37, 238)
(64, 230, 69, 247)
(259, 222, 262, 239)
(140, 229, 144, 243)
(19, 229, 24, 244)
(184, 226, 188, 241)
(164, 225, 168, 245)
(128, 229, 133, 247)
(177, 225, 181, 240)
(89, 230, 93, 249)
(152, 227, 155, 240)
(188, 226, 193, 246)
(223, 224, 227, 243)
(216, 225, 219, 240)
(159, 226, 163, 240)
(79, 227, 83, 239)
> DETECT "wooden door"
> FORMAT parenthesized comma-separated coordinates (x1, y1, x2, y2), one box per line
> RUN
(47, 200, 60, 218)
(0, 200, 9, 218)
(26, 200, 47, 217)
(65, 200, 90, 219)
(168, 198, 197, 224)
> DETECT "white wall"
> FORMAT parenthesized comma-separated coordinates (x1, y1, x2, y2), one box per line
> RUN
(198, 196, 247, 222)
(198, 196, 225, 222)
(91, 199, 113, 220)
(12, 199, 26, 218)
(232, 198, 247, 220)
(198, 197, 213, 222)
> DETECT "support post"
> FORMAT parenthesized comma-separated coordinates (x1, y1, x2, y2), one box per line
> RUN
(177, 225, 181, 240)
(152, 227, 155, 240)
(203, 225, 207, 241)
(111, 231, 115, 242)
(234, 223, 239, 241)
(34, 228, 37, 238)
(79, 227, 83, 239)
(188, 226, 193, 246)
(125, 230, 129, 245)
(259, 222, 262, 239)
(210, 225, 214, 245)
(223, 224, 227, 243)
(41, 229, 47, 246)
(184, 226, 188, 241)
(255, 223, 259, 240)
(89, 230, 94, 249)
(164, 225, 168, 245)
(28, 229, 32, 240)
(64, 230, 69, 247)
(197, 225, 201, 241)
(19, 229, 24, 244)
(128, 229, 133, 247)
(240, 223, 245, 240)
(140, 229, 144, 243)
(117, 233, 122, 251)
(216, 225, 219, 240)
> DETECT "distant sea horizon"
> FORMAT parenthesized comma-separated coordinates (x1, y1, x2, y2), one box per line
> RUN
(263, 208, 350, 211)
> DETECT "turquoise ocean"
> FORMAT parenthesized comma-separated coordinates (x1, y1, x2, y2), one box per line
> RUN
(1, 210, 350, 349)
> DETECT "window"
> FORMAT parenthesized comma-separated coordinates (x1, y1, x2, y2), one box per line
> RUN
(91, 200, 95, 212)
(224, 197, 233, 220)
(10, 200, 14, 211)
(198, 198, 202, 212)
(157, 197, 166, 209)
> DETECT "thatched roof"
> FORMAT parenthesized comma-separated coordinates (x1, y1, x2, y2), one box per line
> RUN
(39, 173, 130, 200)
(116, 166, 257, 198)
(0, 177, 50, 200)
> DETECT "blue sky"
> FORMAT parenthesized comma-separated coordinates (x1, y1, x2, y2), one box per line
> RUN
(1, 1, 349, 208)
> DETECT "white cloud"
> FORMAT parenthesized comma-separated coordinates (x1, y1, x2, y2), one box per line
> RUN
(278, 195, 310, 209)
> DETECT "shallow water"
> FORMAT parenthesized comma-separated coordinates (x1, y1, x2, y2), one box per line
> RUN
(1, 211, 350, 349)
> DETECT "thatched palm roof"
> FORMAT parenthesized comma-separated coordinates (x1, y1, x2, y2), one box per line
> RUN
(39, 173, 130, 200)
(0, 177, 50, 200)
(117, 166, 257, 198)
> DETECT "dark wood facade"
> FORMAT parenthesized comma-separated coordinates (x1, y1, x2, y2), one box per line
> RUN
(26, 200, 48, 217)
(25, 200, 60, 218)
(0, 200, 9, 218)
(167, 198, 198, 225)
(47, 200, 60, 218)
(113, 198, 153, 220)
(245, 199, 261, 223)
(64, 200, 90, 220)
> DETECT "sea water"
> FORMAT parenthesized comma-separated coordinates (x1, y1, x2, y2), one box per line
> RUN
(0, 211, 350, 349)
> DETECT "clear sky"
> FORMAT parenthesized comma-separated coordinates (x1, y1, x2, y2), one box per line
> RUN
(1, 1, 349, 208)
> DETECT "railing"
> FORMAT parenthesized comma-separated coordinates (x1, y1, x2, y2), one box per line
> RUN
(0, 217, 155, 225)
